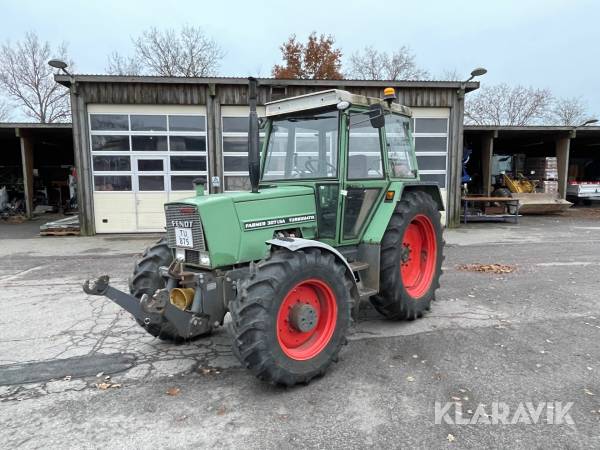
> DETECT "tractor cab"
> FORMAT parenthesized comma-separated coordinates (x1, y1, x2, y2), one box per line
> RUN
(258, 89, 418, 246)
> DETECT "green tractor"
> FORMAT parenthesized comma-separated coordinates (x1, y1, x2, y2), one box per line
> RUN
(84, 79, 444, 386)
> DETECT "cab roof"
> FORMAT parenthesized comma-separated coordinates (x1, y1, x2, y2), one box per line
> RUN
(265, 89, 412, 118)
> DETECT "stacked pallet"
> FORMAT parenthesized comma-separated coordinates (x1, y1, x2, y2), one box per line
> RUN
(526, 157, 558, 194)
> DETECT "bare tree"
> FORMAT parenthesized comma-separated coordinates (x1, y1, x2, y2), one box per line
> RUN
(0, 32, 71, 123)
(349, 46, 429, 80)
(0, 99, 11, 121)
(547, 96, 589, 126)
(465, 83, 552, 126)
(106, 51, 142, 76)
(131, 25, 224, 77)
(439, 68, 461, 81)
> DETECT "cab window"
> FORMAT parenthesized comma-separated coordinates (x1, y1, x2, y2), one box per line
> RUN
(262, 111, 338, 180)
(347, 114, 384, 179)
(385, 114, 415, 178)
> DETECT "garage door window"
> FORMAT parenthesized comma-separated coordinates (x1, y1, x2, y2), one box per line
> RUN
(413, 117, 448, 188)
(89, 112, 208, 193)
(222, 114, 265, 191)
(93, 175, 132, 191)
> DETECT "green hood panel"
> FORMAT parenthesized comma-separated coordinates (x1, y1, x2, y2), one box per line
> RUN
(168, 186, 317, 267)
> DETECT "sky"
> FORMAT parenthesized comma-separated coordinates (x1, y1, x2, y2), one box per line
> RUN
(1, 0, 599, 116)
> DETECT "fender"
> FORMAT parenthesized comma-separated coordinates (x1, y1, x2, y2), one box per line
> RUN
(266, 237, 359, 299)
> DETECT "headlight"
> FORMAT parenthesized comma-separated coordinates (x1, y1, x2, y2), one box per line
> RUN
(199, 251, 211, 266)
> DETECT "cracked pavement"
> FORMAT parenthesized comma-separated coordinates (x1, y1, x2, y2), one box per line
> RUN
(1, 212, 600, 448)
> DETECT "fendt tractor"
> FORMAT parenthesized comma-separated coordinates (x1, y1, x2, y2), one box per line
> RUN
(84, 79, 444, 386)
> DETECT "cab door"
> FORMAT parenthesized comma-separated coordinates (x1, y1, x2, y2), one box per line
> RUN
(338, 111, 388, 245)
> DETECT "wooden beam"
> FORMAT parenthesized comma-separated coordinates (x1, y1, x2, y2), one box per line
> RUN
(18, 131, 34, 218)
(481, 133, 495, 196)
(555, 136, 570, 199)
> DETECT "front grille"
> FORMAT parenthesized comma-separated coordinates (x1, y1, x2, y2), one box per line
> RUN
(185, 250, 200, 265)
(164, 203, 206, 251)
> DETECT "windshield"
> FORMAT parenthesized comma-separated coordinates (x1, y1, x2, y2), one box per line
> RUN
(385, 114, 415, 178)
(262, 110, 339, 180)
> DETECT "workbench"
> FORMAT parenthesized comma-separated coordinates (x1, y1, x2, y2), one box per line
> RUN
(461, 196, 520, 224)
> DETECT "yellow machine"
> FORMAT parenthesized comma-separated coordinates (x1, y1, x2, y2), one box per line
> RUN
(501, 173, 571, 214)
(503, 173, 536, 194)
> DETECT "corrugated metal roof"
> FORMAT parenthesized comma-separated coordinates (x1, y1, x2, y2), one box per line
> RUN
(0, 122, 72, 129)
(54, 74, 479, 92)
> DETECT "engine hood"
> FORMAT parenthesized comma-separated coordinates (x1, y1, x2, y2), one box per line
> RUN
(168, 185, 317, 267)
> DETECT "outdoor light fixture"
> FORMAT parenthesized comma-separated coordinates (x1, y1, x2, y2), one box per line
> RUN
(458, 67, 487, 98)
(464, 67, 487, 83)
(48, 59, 72, 76)
(577, 118, 599, 127)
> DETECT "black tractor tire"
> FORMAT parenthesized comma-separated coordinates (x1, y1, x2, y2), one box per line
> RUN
(492, 188, 517, 214)
(128, 238, 183, 342)
(492, 187, 512, 198)
(371, 191, 443, 320)
(229, 248, 353, 386)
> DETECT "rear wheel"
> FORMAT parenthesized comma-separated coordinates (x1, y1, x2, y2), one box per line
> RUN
(371, 191, 443, 320)
(229, 248, 353, 385)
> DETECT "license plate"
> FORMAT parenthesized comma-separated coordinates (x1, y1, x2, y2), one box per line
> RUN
(174, 227, 194, 248)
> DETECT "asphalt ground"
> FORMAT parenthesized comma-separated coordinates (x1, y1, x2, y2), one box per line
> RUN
(1, 211, 600, 449)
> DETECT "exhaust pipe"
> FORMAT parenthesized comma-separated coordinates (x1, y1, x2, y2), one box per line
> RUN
(248, 77, 260, 193)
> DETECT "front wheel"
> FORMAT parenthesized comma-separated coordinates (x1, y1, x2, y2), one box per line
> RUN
(229, 248, 353, 386)
(371, 191, 444, 320)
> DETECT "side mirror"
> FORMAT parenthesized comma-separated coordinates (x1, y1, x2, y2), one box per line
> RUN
(368, 104, 385, 128)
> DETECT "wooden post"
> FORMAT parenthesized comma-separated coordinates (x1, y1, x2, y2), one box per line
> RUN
(16, 129, 34, 218)
(555, 135, 570, 199)
(70, 84, 95, 235)
(447, 90, 466, 228)
(481, 132, 495, 196)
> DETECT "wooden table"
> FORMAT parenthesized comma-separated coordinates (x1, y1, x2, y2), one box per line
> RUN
(461, 196, 520, 224)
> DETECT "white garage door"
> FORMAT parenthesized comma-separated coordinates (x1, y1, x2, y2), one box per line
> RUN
(89, 105, 208, 233)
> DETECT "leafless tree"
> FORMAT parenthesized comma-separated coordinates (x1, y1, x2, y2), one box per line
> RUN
(0, 99, 11, 121)
(131, 25, 224, 77)
(465, 83, 552, 126)
(348, 46, 429, 80)
(547, 96, 589, 126)
(0, 32, 71, 123)
(439, 68, 461, 81)
(105, 51, 142, 76)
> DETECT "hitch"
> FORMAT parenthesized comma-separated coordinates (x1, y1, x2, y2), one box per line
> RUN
(82, 275, 211, 338)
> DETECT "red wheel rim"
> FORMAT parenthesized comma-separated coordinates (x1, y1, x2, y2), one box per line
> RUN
(400, 214, 437, 298)
(276, 278, 337, 361)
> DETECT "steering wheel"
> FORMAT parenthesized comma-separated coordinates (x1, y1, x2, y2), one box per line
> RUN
(305, 158, 336, 175)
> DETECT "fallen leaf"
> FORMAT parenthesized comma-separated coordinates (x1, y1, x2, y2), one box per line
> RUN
(457, 263, 515, 274)
(217, 405, 226, 416)
(447, 433, 455, 443)
(111, 383, 122, 389)
(166, 387, 181, 396)
(96, 382, 111, 390)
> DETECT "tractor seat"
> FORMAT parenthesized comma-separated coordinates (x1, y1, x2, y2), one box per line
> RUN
(348, 154, 368, 179)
